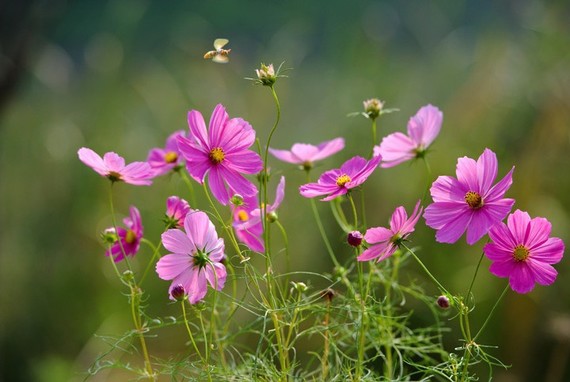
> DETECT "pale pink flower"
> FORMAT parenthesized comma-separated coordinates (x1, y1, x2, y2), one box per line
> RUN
(269, 138, 345, 170)
(424, 148, 515, 245)
(484, 210, 564, 294)
(299, 155, 381, 201)
(177, 104, 263, 205)
(156, 211, 227, 304)
(105, 206, 143, 262)
(376, 104, 443, 168)
(357, 200, 422, 262)
(78, 148, 152, 185)
(147, 130, 186, 177)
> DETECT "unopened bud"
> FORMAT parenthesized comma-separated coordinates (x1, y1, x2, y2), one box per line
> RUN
(363, 98, 384, 120)
(230, 194, 244, 206)
(291, 281, 308, 294)
(256, 63, 276, 86)
(171, 284, 186, 301)
(436, 295, 450, 309)
(320, 288, 336, 303)
(267, 211, 278, 223)
(347, 231, 363, 247)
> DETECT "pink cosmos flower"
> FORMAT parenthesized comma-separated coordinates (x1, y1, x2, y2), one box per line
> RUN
(233, 176, 286, 252)
(376, 104, 443, 168)
(177, 104, 263, 205)
(78, 148, 153, 185)
(357, 200, 423, 262)
(424, 148, 515, 245)
(147, 130, 186, 177)
(105, 206, 143, 262)
(156, 210, 227, 304)
(483, 210, 564, 294)
(164, 196, 191, 229)
(299, 155, 381, 201)
(269, 138, 345, 170)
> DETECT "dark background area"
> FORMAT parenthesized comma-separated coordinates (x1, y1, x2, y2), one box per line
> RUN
(1, 1, 569, 381)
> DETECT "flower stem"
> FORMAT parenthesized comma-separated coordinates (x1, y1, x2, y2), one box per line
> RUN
(140, 238, 162, 285)
(473, 284, 509, 342)
(402, 243, 450, 295)
(181, 300, 204, 362)
(308, 196, 341, 268)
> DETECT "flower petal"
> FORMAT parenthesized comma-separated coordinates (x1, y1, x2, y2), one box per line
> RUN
(78, 148, 108, 176)
(312, 137, 345, 161)
(364, 226, 392, 244)
(208, 104, 230, 147)
(205, 262, 227, 291)
(269, 148, 298, 164)
(187, 110, 209, 149)
(156, 253, 191, 280)
(476, 148, 498, 194)
(378, 132, 416, 168)
(162, 228, 194, 255)
(455, 156, 478, 193)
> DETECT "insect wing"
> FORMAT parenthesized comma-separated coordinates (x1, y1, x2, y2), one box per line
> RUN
(213, 38, 229, 50)
(212, 54, 229, 64)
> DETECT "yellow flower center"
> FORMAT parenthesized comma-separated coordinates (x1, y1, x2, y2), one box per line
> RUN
(164, 151, 178, 163)
(336, 174, 351, 187)
(464, 191, 483, 209)
(209, 147, 225, 164)
(513, 244, 530, 262)
(237, 210, 249, 222)
(125, 230, 137, 244)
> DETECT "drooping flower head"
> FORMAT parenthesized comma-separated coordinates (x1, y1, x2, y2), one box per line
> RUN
(424, 148, 515, 245)
(164, 196, 191, 229)
(376, 104, 443, 168)
(299, 155, 381, 201)
(147, 130, 186, 177)
(483, 210, 564, 294)
(177, 104, 263, 205)
(156, 211, 227, 304)
(78, 148, 152, 185)
(363, 98, 384, 120)
(269, 137, 345, 170)
(357, 200, 423, 263)
(233, 176, 286, 252)
(105, 206, 143, 262)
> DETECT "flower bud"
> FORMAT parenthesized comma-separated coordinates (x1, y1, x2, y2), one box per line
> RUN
(347, 231, 363, 247)
(267, 211, 278, 223)
(256, 63, 276, 86)
(171, 284, 186, 301)
(101, 228, 118, 244)
(320, 288, 336, 303)
(230, 194, 244, 206)
(291, 281, 308, 294)
(363, 98, 384, 120)
(436, 295, 450, 309)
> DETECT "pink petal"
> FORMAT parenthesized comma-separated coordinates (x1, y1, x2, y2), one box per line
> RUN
(526, 216, 552, 248)
(299, 183, 338, 198)
(269, 148, 298, 164)
(430, 176, 467, 203)
(489, 259, 516, 278)
(507, 210, 532, 243)
(122, 162, 153, 185)
(400, 200, 423, 234)
(346, 155, 381, 188)
(184, 268, 208, 304)
(390, 206, 408, 233)
(208, 104, 230, 147)
(156, 253, 191, 280)
(487, 221, 517, 251)
(321, 187, 349, 201)
(219, 118, 256, 153)
(424, 201, 470, 229)
(269, 176, 286, 211)
(208, 167, 231, 205)
(476, 148, 498, 193)
(220, 166, 259, 197)
(531, 237, 564, 263)
(528, 259, 558, 286)
(225, 150, 263, 174)
(466, 208, 499, 245)
(340, 156, 368, 176)
(508, 264, 536, 294)
(485, 167, 514, 202)
(103, 152, 126, 172)
(184, 211, 217, 250)
(378, 133, 416, 168)
(364, 227, 393, 244)
(484, 243, 513, 262)
(187, 110, 209, 149)
(162, 229, 194, 255)
(235, 222, 264, 252)
(290, 143, 320, 162)
(357, 243, 388, 262)
(78, 148, 108, 176)
(407, 104, 442, 147)
(455, 156, 478, 193)
(433, 208, 473, 244)
(312, 137, 345, 161)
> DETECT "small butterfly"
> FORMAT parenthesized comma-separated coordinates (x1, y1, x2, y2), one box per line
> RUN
(203, 38, 231, 63)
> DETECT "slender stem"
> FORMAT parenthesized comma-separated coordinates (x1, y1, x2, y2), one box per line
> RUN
(177, 168, 197, 207)
(421, 156, 432, 203)
(466, 250, 486, 305)
(181, 300, 204, 361)
(309, 197, 340, 268)
(330, 199, 352, 233)
(473, 284, 509, 342)
(275, 220, 291, 276)
(140, 238, 162, 285)
(108, 183, 132, 272)
(347, 193, 358, 230)
(196, 306, 212, 382)
(370, 119, 378, 154)
(129, 284, 154, 379)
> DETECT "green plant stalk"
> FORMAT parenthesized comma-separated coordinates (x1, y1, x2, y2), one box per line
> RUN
(181, 300, 204, 362)
(140, 238, 162, 285)
(196, 306, 213, 382)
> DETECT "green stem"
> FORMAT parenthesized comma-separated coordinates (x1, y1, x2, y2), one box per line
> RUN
(181, 300, 204, 361)
(473, 284, 509, 342)
(347, 193, 358, 230)
(421, 156, 432, 203)
(177, 168, 197, 207)
(466, 250, 486, 305)
(309, 197, 340, 268)
(140, 238, 162, 285)
(402, 243, 449, 295)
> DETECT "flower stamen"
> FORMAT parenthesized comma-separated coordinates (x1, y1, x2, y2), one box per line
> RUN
(125, 230, 137, 244)
(513, 244, 530, 262)
(465, 191, 483, 209)
(237, 210, 249, 222)
(336, 174, 351, 187)
(164, 151, 178, 163)
(107, 171, 123, 182)
(209, 147, 225, 164)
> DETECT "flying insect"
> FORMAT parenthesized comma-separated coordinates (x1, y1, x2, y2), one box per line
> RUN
(204, 38, 231, 63)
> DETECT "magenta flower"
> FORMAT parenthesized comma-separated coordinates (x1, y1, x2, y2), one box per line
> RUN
(156, 211, 227, 304)
(147, 130, 186, 177)
(164, 196, 191, 229)
(424, 148, 515, 245)
(177, 104, 263, 205)
(105, 206, 143, 262)
(78, 148, 153, 185)
(376, 104, 443, 168)
(357, 200, 423, 262)
(233, 176, 286, 252)
(269, 137, 345, 170)
(483, 210, 564, 294)
(299, 155, 381, 201)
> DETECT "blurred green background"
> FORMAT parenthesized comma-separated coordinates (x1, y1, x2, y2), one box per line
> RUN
(1, 0, 569, 380)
